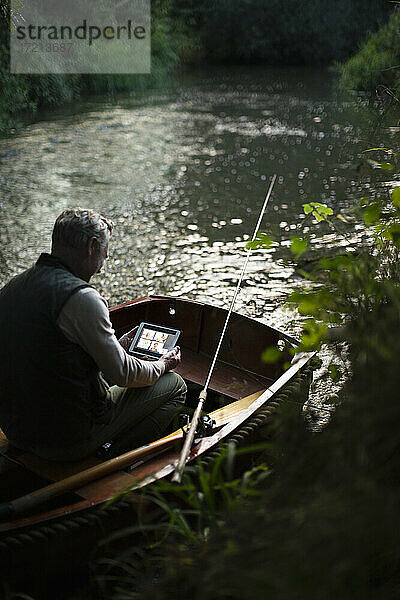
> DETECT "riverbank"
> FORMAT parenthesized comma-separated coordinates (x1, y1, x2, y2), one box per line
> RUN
(339, 8, 400, 94)
(0, 1, 392, 135)
(0, 1, 191, 134)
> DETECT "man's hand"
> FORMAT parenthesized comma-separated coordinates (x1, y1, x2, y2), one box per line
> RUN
(118, 326, 139, 352)
(162, 346, 181, 372)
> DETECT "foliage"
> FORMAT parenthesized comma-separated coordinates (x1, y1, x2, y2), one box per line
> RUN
(79, 0, 201, 95)
(89, 143, 400, 600)
(94, 444, 271, 598)
(245, 232, 274, 251)
(243, 152, 400, 359)
(290, 176, 400, 352)
(340, 8, 400, 93)
(95, 297, 400, 600)
(0, 0, 394, 133)
(0, 0, 192, 134)
(176, 0, 391, 65)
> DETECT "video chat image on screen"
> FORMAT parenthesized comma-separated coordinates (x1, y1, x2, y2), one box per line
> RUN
(136, 328, 173, 355)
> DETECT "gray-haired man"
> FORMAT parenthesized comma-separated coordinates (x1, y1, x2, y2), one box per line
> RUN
(0, 208, 186, 461)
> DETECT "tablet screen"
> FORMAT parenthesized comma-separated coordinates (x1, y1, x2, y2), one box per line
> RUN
(128, 322, 181, 358)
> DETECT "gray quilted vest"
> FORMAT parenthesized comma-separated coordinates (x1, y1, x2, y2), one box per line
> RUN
(0, 253, 110, 449)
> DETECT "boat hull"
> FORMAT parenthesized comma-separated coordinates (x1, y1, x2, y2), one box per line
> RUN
(0, 296, 314, 584)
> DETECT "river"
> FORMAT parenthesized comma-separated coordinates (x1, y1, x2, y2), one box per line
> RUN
(0, 66, 398, 424)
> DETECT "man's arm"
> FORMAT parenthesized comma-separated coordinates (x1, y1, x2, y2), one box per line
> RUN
(57, 288, 167, 387)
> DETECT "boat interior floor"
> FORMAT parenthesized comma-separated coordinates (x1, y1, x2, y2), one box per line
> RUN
(175, 348, 272, 401)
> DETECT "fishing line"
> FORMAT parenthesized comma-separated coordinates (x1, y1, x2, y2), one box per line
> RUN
(203, 173, 277, 392)
(172, 174, 277, 483)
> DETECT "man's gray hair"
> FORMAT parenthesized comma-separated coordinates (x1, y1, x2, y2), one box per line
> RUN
(52, 208, 114, 251)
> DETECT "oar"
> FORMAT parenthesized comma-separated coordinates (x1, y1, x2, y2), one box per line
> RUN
(171, 174, 277, 483)
(0, 432, 182, 522)
(0, 391, 265, 522)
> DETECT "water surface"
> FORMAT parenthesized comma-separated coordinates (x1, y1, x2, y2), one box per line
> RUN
(1, 66, 398, 423)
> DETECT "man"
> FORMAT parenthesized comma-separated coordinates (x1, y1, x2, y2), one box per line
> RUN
(0, 208, 186, 461)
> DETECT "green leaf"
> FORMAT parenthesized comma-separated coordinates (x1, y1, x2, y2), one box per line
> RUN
(328, 363, 341, 382)
(298, 297, 319, 316)
(358, 195, 371, 208)
(319, 255, 354, 271)
(317, 205, 334, 219)
(290, 236, 308, 258)
(261, 347, 282, 364)
(303, 203, 313, 215)
(299, 320, 327, 351)
(378, 162, 394, 171)
(246, 240, 259, 250)
(245, 232, 273, 250)
(258, 233, 273, 247)
(391, 187, 400, 207)
(303, 202, 333, 223)
(387, 223, 400, 248)
(367, 159, 394, 171)
(362, 203, 381, 226)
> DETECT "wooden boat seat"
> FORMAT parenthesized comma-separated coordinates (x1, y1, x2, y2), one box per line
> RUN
(0, 426, 141, 503)
(176, 348, 272, 400)
(0, 428, 8, 454)
(0, 428, 26, 475)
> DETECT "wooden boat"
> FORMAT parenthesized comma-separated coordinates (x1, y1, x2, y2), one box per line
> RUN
(0, 295, 314, 584)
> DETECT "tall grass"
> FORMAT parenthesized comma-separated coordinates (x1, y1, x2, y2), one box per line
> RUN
(340, 8, 400, 93)
(94, 444, 271, 599)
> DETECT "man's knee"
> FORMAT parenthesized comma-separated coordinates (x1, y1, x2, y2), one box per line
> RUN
(162, 371, 187, 403)
(171, 372, 187, 400)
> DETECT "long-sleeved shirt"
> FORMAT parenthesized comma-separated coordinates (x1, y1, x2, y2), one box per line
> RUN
(57, 287, 166, 388)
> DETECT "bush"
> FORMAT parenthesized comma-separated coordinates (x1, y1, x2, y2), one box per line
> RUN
(0, 0, 190, 134)
(189, 0, 391, 65)
(340, 8, 400, 92)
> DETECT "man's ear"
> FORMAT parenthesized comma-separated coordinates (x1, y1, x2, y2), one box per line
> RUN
(87, 237, 98, 256)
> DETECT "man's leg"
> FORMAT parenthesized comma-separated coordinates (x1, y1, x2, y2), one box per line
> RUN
(97, 371, 187, 455)
(31, 373, 186, 461)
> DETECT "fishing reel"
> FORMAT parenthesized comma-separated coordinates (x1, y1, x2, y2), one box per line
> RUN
(179, 413, 216, 444)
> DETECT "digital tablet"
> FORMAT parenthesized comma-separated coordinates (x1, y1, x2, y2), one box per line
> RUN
(128, 322, 181, 359)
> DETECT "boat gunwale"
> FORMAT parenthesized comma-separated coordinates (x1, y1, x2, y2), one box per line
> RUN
(111, 294, 300, 344)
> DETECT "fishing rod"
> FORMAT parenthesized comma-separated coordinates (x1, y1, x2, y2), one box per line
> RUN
(171, 174, 277, 484)
(0, 175, 277, 520)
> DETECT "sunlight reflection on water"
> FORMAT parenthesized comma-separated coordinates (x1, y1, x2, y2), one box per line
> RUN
(1, 66, 398, 426)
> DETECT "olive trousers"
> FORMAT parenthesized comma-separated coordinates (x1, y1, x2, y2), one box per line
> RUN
(27, 372, 187, 461)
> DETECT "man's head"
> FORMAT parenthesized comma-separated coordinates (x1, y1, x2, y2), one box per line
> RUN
(51, 208, 114, 282)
